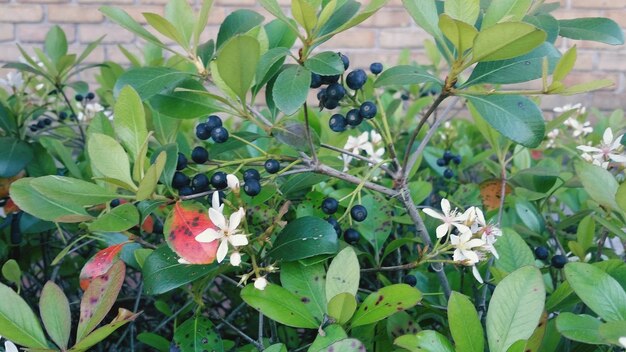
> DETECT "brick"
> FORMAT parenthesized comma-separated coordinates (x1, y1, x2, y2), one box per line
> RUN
(379, 29, 430, 49)
(18, 0, 69, 3)
(362, 9, 412, 28)
(325, 29, 376, 48)
(216, 0, 258, 5)
(78, 24, 136, 44)
(49, 5, 104, 23)
(571, 0, 626, 8)
(122, 6, 166, 24)
(0, 24, 14, 42)
(77, 0, 133, 4)
(0, 44, 23, 62)
(598, 52, 626, 71)
(0, 5, 43, 23)
(17, 24, 76, 43)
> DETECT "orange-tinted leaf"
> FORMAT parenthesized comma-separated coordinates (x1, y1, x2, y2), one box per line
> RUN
(0, 171, 25, 198)
(79, 243, 127, 290)
(141, 215, 154, 233)
(165, 201, 218, 265)
(479, 179, 512, 211)
(4, 198, 20, 214)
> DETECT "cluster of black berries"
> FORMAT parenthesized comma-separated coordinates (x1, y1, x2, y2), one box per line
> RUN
(534, 246, 568, 269)
(437, 150, 462, 179)
(196, 115, 229, 143)
(28, 117, 52, 132)
(75, 92, 96, 102)
(171, 152, 211, 197)
(321, 197, 369, 244)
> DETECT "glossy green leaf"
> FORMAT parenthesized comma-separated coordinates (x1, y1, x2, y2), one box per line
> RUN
(558, 18, 624, 45)
(351, 284, 422, 327)
(216, 35, 260, 103)
(280, 261, 327, 319)
(273, 65, 312, 115)
(394, 331, 455, 352)
(555, 313, 603, 345)
(100, 6, 164, 48)
(552, 46, 576, 82)
(0, 137, 33, 178)
(89, 203, 139, 232)
(0, 102, 17, 136)
(575, 162, 620, 211)
(142, 246, 217, 295)
(172, 316, 223, 352)
(402, 0, 444, 44)
(292, 0, 317, 34)
(40, 281, 71, 350)
(39, 136, 82, 178)
(254, 47, 290, 93)
(70, 309, 139, 352)
(136, 151, 166, 201)
(1, 260, 20, 286)
(321, 338, 366, 351)
(564, 262, 626, 322)
(137, 332, 169, 352)
(0, 282, 48, 348)
(273, 120, 320, 152)
(88, 133, 136, 191)
(444, 0, 479, 25)
(304, 51, 345, 76)
(216, 9, 264, 48)
(334, 0, 389, 35)
(465, 95, 545, 148)
(143, 13, 188, 49)
(316, 0, 360, 38)
(494, 228, 535, 273)
(269, 216, 339, 261)
(374, 65, 441, 87)
(439, 14, 478, 54)
(486, 266, 545, 352)
(448, 292, 484, 352)
(617, 183, 626, 213)
(165, 0, 194, 46)
(327, 293, 357, 325)
(482, 0, 532, 28)
(472, 22, 546, 62)
(599, 321, 626, 346)
(264, 343, 288, 352)
(354, 194, 394, 253)
(514, 200, 544, 233)
(309, 324, 348, 352)
(240, 284, 319, 328)
(325, 246, 360, 302)
(30, 176, 118, 207)
(44, 25, 68, 63)
(114, 67, 190, 100)
(114, 85, 148, 162)
(525, 14, 560, 43)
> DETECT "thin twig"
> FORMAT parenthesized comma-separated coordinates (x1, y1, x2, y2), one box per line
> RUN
(302, 103, 318, 165)
(246, 103, 274, 128)
(212, 313, 264, 350)
(56, 84, 86, 144)
(321, 143, 396, 177)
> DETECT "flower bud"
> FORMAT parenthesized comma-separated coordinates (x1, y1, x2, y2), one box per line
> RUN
(254, 276, 268, 290)
(227, 174, 240, 193)
(230, 251, 242, 266)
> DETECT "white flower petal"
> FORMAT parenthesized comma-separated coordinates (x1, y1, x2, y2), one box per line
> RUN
(228, 208, 244, 233)
(216, 239, 229, 263)
(466, 239, 486, 249)
(450, 234, 460, 246)
(211, 191, 222, 211)
(461, 249, 479, 264)
(472, 266, 484, 284)
(423, 208, 444, 221)
(436, 224, 449, 239)
(441, 198, 451, 215)
(609, 153, 626, 163)
(227, 174, 240, 191)
(209, 208, 226, 230)
(603, 128, 614, 146)
(195, 228, 222, 243)
(5, 340, 18, 352)
(229, 234, 249, 247)
(576, 145, 601, 153)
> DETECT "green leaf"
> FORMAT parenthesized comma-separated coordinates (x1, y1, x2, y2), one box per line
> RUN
(100, 6, 164, 47)
(599, 321, 626, 346)
(448, 292, 484, 352)
(40, 281, 71, 350)
(465, 95, 545, 148)
(143, 245, 217, 295)
(444, 0, 479, 25)
(114, 85, 148, 162)
(439, 14, 478, 54)
(0, 283, 48, 348)
(0, 137, 33, 178)
(88, 133, 136, 191)
(494, 228, 535, 273)
(325, 246, 360, 302)
(514, 200, 544, 233)
(374, 65, 442, 88)
(39, 137, 82, 179)
(30, 175, 118, 207)
(617, 183, 626, 213)
(269, 216, 339, 261)
(564, 262, 626, 322)
(216, 9, 264, 49)
(394, 331, 455, 352)
(558, 18, 624, 45)
(482, 0, 532, 28)
(216, 35, 260, 103)
(558, 79, 614, 95)
(264, 344, 287, 352)
(165, 0, 194, 47)
(10, 178, 92, 223)
(273, 120, 320, 152)
(464, 42, 560, 86)
(555, 313, 603, 345)
(321, 338, 366, 351)
(402, 0, 444, 44)
(0, 102, 17, 136)
(44, 25, 68, 64)
(575, 162, 620, 211)
(292, 0, 317, 34)
(70, 309, 139, 352)
(255, 47, 290, 93)
(143, 13, 188, 49)
(273, 65, 312, 115)
(309, 324, 348, 352)
(172, 316, 223, 352)
(1, 260, 21, 286)
(351, 284, 422, 327)
(304, 51, 345, 76)
(472, 22, 546, 62)
(89, 203, 139, 232)
(486, 266, 545, 352)
(280, 261, 327, 319)
(327, 293, 357, 325)
(151, 90, 223, 120)
(316, 0, 360, 38)
(136, 151, 166, 201)
(114, 67, 190, 100)
(240, 284, 319, 328)
(552, 46, 576, 82)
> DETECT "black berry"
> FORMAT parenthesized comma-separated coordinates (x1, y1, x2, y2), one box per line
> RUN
(43, 118, 52, 125)
(327, 217, 341, 236)
(29, 125, 37, 132)
(58, 111, 67, 120)
(211, 127, 229, 143)
(243, 169, 261, 181)
(443, 168, 454, 179)
(37, 120, 45, 129)
(320, 74, 340, 85)
(346, 69, 367, 90)
(206, 115, 223, 131)
(344, 228, 361, 244)
(436, 158, 447, 167)
(86, 92, 95, 100)
(323, 98, 339, 110)
(322, 197, 339, 215)
(264, 159, 280, 174)
(178, 186, 193, 197)
(176, 152, 188, 170)
(172, 171, 190, 189)
(310, 73, 322, 88)
(370, 62, 383, 75)
(340, 53, 350, 70)
(359, 101, 377, 119)
(75, 94, 84, 102)
(153, 219, 164, 234)
(350, 205, 368, 222)
(191, 146, 209, 164)
(326, 83, 346, 101)
(243, 179, 261, 197)
(403, 274, 417, 286)
(211, 171, 228, 190)
(534, 246, 549, 260)
(551, 255, 567, 269)
(329, 114, 347, 132)
(191, 174, 209, 192)
(110, 199, 120, 208)
(452, 155, 462, 165)
(196, 123, 211, 140)
(345, 109, 363, 126)
(443, 150, 454, 163)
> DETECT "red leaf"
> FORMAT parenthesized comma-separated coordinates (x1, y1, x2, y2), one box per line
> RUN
(165, 201, 218, 264)
(141, 215, 154, 233)
(79, 243, 127, 290)
(4, 198, 20, 214)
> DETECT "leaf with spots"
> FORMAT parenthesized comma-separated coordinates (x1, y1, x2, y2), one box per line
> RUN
(326, 246, 359, 302)
(350, 284, 422, 328)
(394, 330, 455, 352)
(353, 195, 393, 255)
(71, 309, 140, 352)
(321, 338, 366, 352)
(165, 201, 218, 264)
(79, 242, 127, 290)
(280, 261, 327, 320)
(309, 324, 348, 352)
(76, 260, 126, 342)
(172, 316, 223, 352)
(269, 216, 339, 262)
(240, 283, 319, 329)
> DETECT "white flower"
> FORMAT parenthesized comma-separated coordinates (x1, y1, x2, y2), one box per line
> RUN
(564, 117, 593, 137)
(230, 251, 242, 266)
(577, 128, 626, 168)
(471, 265, 483, 284)
(619, 336, 626, 348)
(422, 198, 471, 238)
(0, 336, 18, 352)
(0, 72, 24, 91)
(450, 230, 485, 265)
(227, 174, 240, 192)
(554, 103, 586, 115)
(195, 206, 248, 263)
(77, 102, 105, 121)
(210, 191, 224, 213)
(254, 276, 268, 290)
(546, 129, 559, 148)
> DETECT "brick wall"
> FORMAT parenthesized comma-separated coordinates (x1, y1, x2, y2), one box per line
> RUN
(0, 0, 625, 111)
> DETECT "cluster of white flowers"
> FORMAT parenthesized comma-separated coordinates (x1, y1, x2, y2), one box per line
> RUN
(423, 199, 502, 283)
(77, 101, 106, 121)
(0, 336, 18, 352)
(553, 103, 587, 116)
(577, 127, 626, 169)
(0, 72, 24, 91)
(341, 131, 385, 171)
(545, 128, 560, 148)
